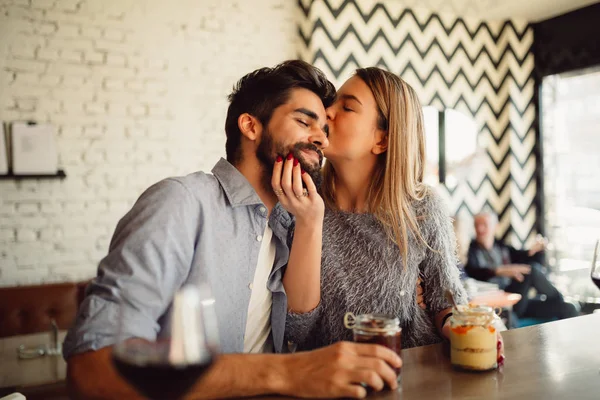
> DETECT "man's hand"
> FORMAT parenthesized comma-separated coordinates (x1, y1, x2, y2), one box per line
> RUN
(528, 235, 548, 256)
(279, 341, 402, 399)
(495, 264, 531, 282)
(416, 278, 426, 309)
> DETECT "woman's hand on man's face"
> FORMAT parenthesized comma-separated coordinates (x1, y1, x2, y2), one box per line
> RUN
(272, 153, 324, 226)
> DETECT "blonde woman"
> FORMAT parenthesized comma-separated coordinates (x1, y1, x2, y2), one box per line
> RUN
(284, 68, 469, 351)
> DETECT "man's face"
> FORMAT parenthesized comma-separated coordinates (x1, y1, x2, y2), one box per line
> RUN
(256, 88, 329, 187)
(474, 214, 496, 245)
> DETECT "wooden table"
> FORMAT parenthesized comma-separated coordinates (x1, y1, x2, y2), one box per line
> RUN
(380, 314, 600, 399)
(5, 317, 598, 399)
(266, 314, 600, 400)
(0, 331, 67, 397)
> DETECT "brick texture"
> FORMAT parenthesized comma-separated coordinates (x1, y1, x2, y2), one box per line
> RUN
(0, 0, 298, 286)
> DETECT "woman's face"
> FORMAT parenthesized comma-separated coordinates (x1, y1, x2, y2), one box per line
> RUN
(324, 76, 386, 163)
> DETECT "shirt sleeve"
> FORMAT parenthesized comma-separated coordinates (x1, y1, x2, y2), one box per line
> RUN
(63, 178, 199, 359)
(506, 243, 544, 264)
(419, 190, 469, 316)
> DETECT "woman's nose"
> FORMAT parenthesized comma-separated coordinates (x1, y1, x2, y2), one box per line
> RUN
(325, 106, 335, 121)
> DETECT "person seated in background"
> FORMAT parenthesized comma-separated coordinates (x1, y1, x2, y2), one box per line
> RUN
(465, 211, 578, 321)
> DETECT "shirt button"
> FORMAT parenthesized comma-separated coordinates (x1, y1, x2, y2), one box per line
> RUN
(256, 235, 263, 242)
(259, 206, 266, 214)
(248, 283, 253, 290)
(400, 290, 406, 297)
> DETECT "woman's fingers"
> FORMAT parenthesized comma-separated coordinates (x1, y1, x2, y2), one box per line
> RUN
(281, 153, 295, 197)
(271, 156, 284, 196)
(301, 168, 318, 197)
(292, 158, 304, 198)
(497, 332, 505, 366)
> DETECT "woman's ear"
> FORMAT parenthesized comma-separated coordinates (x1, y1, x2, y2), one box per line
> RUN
(238, 113, 262, 141)
(372, 130, 388, 155)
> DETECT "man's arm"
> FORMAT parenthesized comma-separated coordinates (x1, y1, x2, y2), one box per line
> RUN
(68, 348, 142, 399)
(505, 243, 533, 264)
(464, 242, 531, 282)
(506, 242, 545, 265)
(67, 348, 285, 400)
(464, 241, 496, 281)
(67, 342, 403, 400)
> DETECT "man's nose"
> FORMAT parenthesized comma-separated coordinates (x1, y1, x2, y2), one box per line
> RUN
(310, 128, 329, 149)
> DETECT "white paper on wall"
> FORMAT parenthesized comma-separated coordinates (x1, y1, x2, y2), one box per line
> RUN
(11, 122, 58, 175)
(0, 122, 8, 174)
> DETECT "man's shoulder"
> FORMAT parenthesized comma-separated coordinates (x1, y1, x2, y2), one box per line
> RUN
(167, 171, 221, 196)
(145, 171, 222, 204)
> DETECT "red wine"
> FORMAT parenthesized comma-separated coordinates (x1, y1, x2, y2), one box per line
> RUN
(112, 342, 214, 400)
(592, 276, 600, 290)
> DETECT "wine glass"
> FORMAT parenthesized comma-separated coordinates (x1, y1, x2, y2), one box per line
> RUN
(112, 284, 219, 400)
(592, 239, 600, 290)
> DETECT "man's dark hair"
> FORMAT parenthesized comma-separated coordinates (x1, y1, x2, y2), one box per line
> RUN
(225, 60, 336, 164)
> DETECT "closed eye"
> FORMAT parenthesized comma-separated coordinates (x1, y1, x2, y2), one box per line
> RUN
(343, 106, 353, 112)
(296, 119, 309, 127)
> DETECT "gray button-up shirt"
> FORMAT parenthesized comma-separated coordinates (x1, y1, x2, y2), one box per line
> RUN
(63, 158, 293, 358)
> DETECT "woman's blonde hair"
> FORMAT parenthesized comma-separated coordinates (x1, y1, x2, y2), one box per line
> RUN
(321, 67, 429, 262)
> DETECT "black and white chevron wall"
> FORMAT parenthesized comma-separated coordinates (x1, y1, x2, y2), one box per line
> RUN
(297, 0, 537, 246)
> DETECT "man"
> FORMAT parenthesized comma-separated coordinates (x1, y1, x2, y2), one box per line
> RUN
(465, 211, 578, 321)
(64, 60, 401, 399)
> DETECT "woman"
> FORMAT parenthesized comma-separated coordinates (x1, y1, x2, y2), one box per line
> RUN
(282, 67, 468, 350)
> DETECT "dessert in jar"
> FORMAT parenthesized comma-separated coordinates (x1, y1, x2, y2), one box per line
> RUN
(344, 313, 402, 378)
(449, 305, 499, 371)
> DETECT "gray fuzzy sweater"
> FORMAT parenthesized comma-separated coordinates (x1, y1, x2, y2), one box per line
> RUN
(285, 189, 468, 350)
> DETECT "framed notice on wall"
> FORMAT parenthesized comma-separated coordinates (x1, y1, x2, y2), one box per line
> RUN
(11, 122, 58, 175)
(0, 122, 8, 174)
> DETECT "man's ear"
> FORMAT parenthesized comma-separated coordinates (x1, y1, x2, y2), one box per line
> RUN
(238, 113, 262, 141)
(372, 130, 388, 155)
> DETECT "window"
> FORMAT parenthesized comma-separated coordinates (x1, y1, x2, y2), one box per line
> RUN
(422, 107, 479, 188)
(541, 66, 600, 302)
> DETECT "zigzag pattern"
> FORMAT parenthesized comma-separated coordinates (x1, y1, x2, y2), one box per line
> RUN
(298, 1, 530, 42)
(297, 0, 537, 246)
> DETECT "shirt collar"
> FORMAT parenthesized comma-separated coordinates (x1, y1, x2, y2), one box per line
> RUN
(212, 158, 264, 207)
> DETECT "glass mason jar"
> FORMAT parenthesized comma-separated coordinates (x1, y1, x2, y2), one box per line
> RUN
(449, 305, 499, 371)
(344, 313, 402, 379)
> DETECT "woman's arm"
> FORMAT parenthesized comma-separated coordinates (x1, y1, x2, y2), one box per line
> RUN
(418, 191, 469, 336)
(271, 155, 324, 313)
(434, 307, 454, 339)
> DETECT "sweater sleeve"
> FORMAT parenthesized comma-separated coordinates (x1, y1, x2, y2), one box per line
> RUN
(284, 304, 323, 351)
(418, 190, 469, 315)
(282, 221, 324, 350)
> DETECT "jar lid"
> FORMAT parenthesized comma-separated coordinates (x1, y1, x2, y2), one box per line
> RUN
(344, 312, 401, 333)
(452, 305, 497, 325)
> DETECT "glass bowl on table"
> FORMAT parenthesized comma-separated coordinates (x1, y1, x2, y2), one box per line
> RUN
(112, 284, 220, 400)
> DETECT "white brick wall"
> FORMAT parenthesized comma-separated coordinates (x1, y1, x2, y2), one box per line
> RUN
(0, 0, 298, 286)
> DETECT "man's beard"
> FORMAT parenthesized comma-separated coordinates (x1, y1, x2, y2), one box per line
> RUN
(256, 128, 323, 193)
